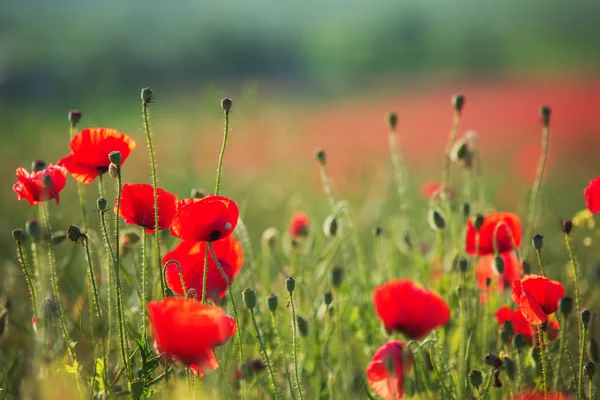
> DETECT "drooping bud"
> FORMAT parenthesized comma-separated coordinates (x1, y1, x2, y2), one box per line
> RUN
(261, 227, 279, 250)
(97, 197, 108, 211)
(141, 87, 154, 104)
(474, 214, 485, 231)
(67, 225, 85, 244)
(501, 321, 514, 343)
(513, 333, 526, 351)
(428, 208, 446, 231)
(588, 337, 599, 363)
(558, 296, 574, 317)
(266, 294, 278, 313)
(296, 316, 309, 337)
(452, 94, 465, 113)
(324, 291, 333, 306)
(522, 260, 531, 275)
(469, 370, 482, 389)
(329, 266, 344, 288)
(108, 163, 119, 178)
(581, 309, 591, 329)
(242, 289, 257, 310)
(221, 98, 233, 114)
(561, 219, 573, 235)
(323, 215, 338, 238)
(585, 362, 596, 379)
(191, 188, 206, 199)
(541, 106, 551, 126)
(108, 151, 122, 166)
(503, 356, 515, 380)
(26, 219, 42, 242)
(532, 234, 544, 251)
(463, 203, 471, 218)
(31, 160, 47, 172)
(12, 229, 26, 244)
(493, 255, 505, 275)
(315, 149, 326, 165)
(485, 352, 501, 368)
(387, 112, 398, 131)
(164, 287, 176, 297)
(458, 258, 468, 273)
(286, 277, 296, 293)
(68, 109, 82, 126)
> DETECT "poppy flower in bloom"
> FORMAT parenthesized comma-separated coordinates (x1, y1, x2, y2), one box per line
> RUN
(373, 279, 450, 340)
(511, 390, 572, 400)
(289, 211, 310, 238)
(477, 251, 523, 302)
(147, 297, 235, 376)
(466, 212, 522, 256)
(419, 181, 453, 200)
(116, 183, 178, 233)
(13, 164, 68, 206)
(58, 128, 136, 184)
(366, 341, 412, 400)
(164, 235, 244, 301)
(512, 274, 565, 325)
(584, 176, 600, 214)
(170, 195, 239, 242)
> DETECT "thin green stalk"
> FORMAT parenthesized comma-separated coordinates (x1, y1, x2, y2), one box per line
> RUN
(517, 349, 524, 391)
(565, 234, 584, 399)
(442, 109, 462, 190)
(70, 123, 89, 232)
(458, 273, 468, 400)
(141, 230, 147, 342)
(15, 239, 38, 328)
(579, 326, 588, 400)
(319, 163, 336, 210)
(590, 379, 594, 400)
(250, 309, 280, 399)
(98, 175, 114, 378)
(142, 98, 165, 296)
(163, 260, 187, 297)
(538, 327, 548, 398)
(535, 249, 547, 277)
(271, 313, 296, 400)
(553, 317, 568, 390)
(201, 248, 209, 304)
(83, 235, 102, 319)
(215, 103, 230, 196)
(289, 289, 305, 400)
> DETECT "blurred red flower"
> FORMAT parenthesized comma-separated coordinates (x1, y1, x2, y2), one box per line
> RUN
(466, 212, 522, 256)
(366, 340, 412, 400)
(116, 183, 178, 233)
(170, 195, 239, 242)
(373, 279, 450, 340)
(289, 211, 310, 238)
(584, 176, 600, 213)
(477, 251, 523, 302)
(164, 235, 244, 301)
(512, 274, 565, 325)
(58, 128, 136, 184)
(13, 164, 68, 206)
(419, 181, 453, 200)
(511, 390, 572, 400)
(495, 306, 560, 346)
(148, 297, 235, 376)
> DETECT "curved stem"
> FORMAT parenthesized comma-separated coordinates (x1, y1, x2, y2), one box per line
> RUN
(83, 236, 102, 319)
(215, 109, 230, 196)
(442, 110, 462, 190)
(289, 289, 305, 400)
(163, 260, 186, 297)
(15, 240, 38, 328)
(250, 310, 280, 399)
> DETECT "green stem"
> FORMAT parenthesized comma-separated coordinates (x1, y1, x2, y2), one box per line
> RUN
(250, 309, 280, 399)
(517, 349, 524, 391)
(141, 230, 147, 342)
(98, 176, 114, 378)
(215, 107, 230, 196)
(319, 164, 336, 210)
(83, 236, 102, 319)
(535, 249, 547, 277)
(16, 240, 38, 328)
(270, 312, 297, 400)
(289, 289, 305, 400)
(565, 234, 584, 399)
(538, 327, 548, 398)
(442, 110, 461, 190)
(553, 317, 567, 390)
(201, 247, 209, 304)
(163, 260, 187, 297)
(580, 326, 588, 400)
(142, 100, 165, 296)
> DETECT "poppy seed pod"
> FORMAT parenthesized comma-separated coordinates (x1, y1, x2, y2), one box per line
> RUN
(97, 197, 108, 211)
(315, 149, 326, 165)
(561, 219, 573, 235)
(323, 215, 338, 238)
(502, 321, 515, 340)
(68, 109, 82, 126)
(474, 214, 485, 231)
(458, 258, 468, 273)
(329, 266, 344, 288)
(541, 106, 551, 126)
(26, 219, 42, 242)
(428, 208, 446, 232)
(558, 296, 574, 317)
(242, 289, 257, 310)
(585, 362, 596, 379)
(221, 98, 233, 113)
(463, 203, 471, 218)
(532, 234, 544, 251)
(141, 87, 154, 104)
(588, 337, 599, 363)
(266, 294, 278, 313)
(108, 151, 123, 166)
(452, 94, 465, 112)
(469, 370, 482, 389)
(12, 229, 26, 244)
(31, 160, 47, 172)
(324, 291, 333, 306)
(387, 112, 398, 131)
(581, 309, 591, 329)
(522, 260, 531, 275)
(286, 277, 296, 293)
(296, 316, 309, 337)
(513, 333, 526, 350)
(493, 255, 505, 275)
(108, 163, 119, 178)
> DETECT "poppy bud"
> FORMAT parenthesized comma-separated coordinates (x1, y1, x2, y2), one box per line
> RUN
(242, 288, 257, 310)
(428, 208, 446, 231)
(532, 234, 544, 251)
(68, 109, 82, 126)
(522, 260, 531, 275)
(129, 379, 144, 400)
(588, 337, 599, 364)
(485, 352, 501, 368)
(191, 188, 206, 199)
(248, 359, 266, 374)
(458, 258, 468, 273)
(585, 362, 596, 379)
(97, 197, 108, 211)
(513, 333, 526, 350)
(474, 214, 485, 231)
(296, 316, 309, 337)
(581, 309, 591, 329)
(529, 345, 541, 370)
(108, 151, 122, 166)
(290, 239, 300, 250)
(463, 203, 471, 218)
(492, 368, 502, 388)
(329, 266, 344, 288)
(558, 296, 573, 317)
(164, 287, 176, 297)
(221, 98, 233, 113)
(485, 277, 493, 288)
(26, 219, 42, 242)
(469, 370, 482, 388)
(403, 233, 412, 249)
(286, 277, 296, 293)
(323, 215, 338, 238)
(12, 229, 26, 244)
(186, 289, 198, 300)
(261, 227, 279, 250)
(452, 94, 465, 112)
(51, 231, 67, 246)
(141, 87, 154, 104)
(503, 356, 515, 380)
(42, 296, 59, 322)
(387, 112, 398, 131)
(266, 294, 278, 313)
(324, 291, 333, 306)
(502, 321, 514, 342)
(108, 163, 119, 178)
(561, 219, 573, 235)
(31, 160, 47, 172)
(67, 225, 85, 243)
(373, 226, 384, 237)
(541, 106, 551, 126)
(493, 255, 505, 275)
(450, 140, 470, 163)
(315, 149, 326, 165)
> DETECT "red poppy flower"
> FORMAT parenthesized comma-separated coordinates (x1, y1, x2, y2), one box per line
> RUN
(13, 164, 68, 206)
(512, 274, 565, 325)
(164, 235, 244, 301)
(366, 341, 412, 400)
(170, 195, 239, 242)
(584, 176, 600, 214)
(116, 183, 178, 233)
(58, 128, 136, 184)
(419, 181, 453, 200)
(373, 279, 450, 340)
(511, 390, 572, 400)
(289, 211, 310, 238)
(477, 251, 523, 302)
(466, 212, 522, 256)
(147, 297, 235, 376)
(495, 306, 534, 344)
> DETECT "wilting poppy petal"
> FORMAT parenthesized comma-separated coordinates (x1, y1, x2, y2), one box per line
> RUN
(366, 341, 412, 400)
(170, 195, 239, 242)
(58, 128, 136, 184)
(466, 212, 522, 256)
(584, 176, 600, 214)
(147, 298, 235, 371)
(13, 164, 68, 206)
(373, 279, 450, 340)
(512, 275, 565, 325)
(289, 211, 310, 238)
(116, 183, 178, 233)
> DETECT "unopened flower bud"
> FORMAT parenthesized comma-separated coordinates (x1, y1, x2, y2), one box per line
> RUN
(561, 219, 573, 235)
(108, 151, 122, 166)
(585, 362, 596, 379)
(541, 106, 551, 126)
(532, 234, 544, 251)
(164, 287, 176, 297)
(474, 214, 485, 231)
(463, 203, 471, 218)
(493, 255, 505, 275)
(141, 87, 154, 104)
(428, 208, 446, 232)
(68, 109, 82, 126)
(373, 226, 383, 237)
(261, 227, 279, 250)
(469, 370, 482, 388)
(502, 321, 514, 341)
(242, 289, 257, 310)
(324, 291, 333, 306)
(97, 197, 108, 211)
(588, 337, 599, 363)
(221, 98, 233, 113)
(581, 309, 591, 329)
(42, 174, 53, 187)
(387, 112, 398, 131)
(315, 149, 326, 165)
(286, 277, 296, 293)
(485, 277, 493, 288)
(108, 163, 119, 178)
(522, 260, 531, 275)
(67, 225, 85, 243)
(503, 356, 515, 380)
(26, 219, 42, 242)
(31, 160, 46, 172)
(458, 258, 468, 273)
(12, 229, 26, 244)
(266, 294, 278, 313)
(323, 215, 338, 238)
(191, 188, 206, 199)
(329, 266, 344, 288)
(296, 316, 309, 337)
(558, 296, 573, 317)
(513, 333, 526, 350)
(452, 94, 465, 112)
